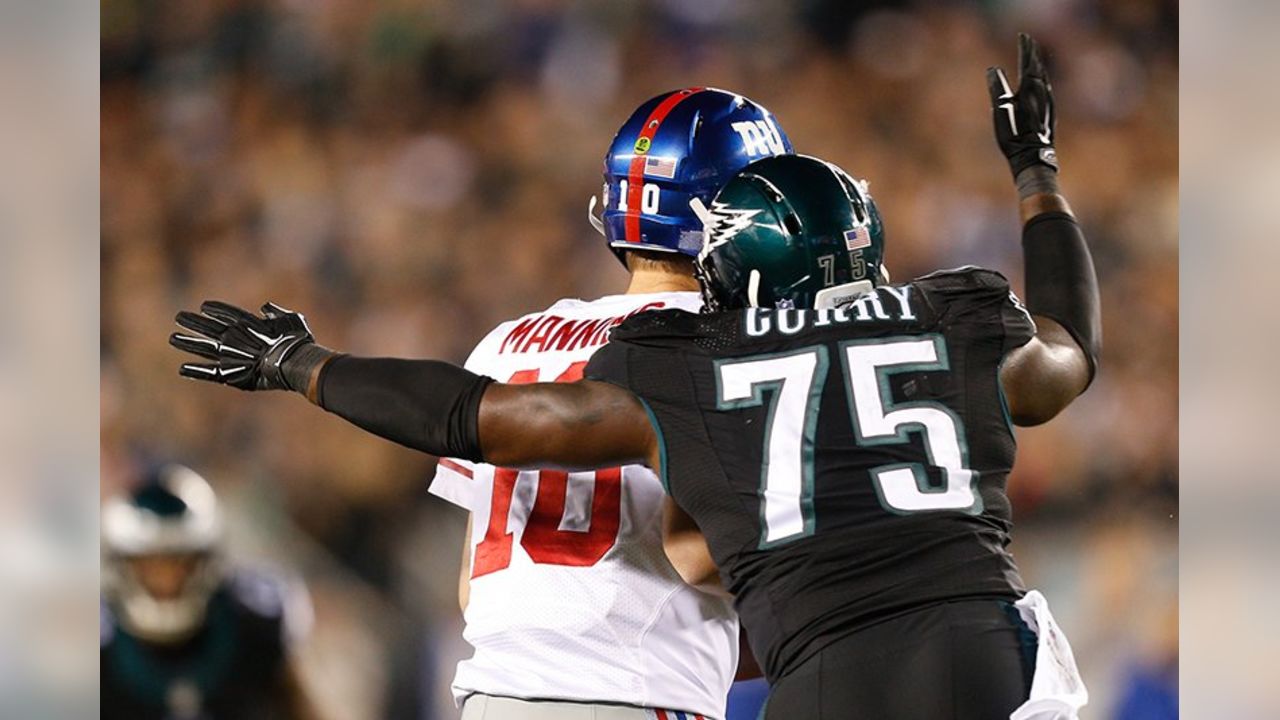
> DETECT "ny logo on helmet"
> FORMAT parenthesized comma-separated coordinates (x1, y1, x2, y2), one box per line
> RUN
(731, 119, 787, 157)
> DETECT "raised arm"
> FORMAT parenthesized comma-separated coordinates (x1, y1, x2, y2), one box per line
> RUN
(986, 34, 1102, 425)
(169, 302, 657, 470)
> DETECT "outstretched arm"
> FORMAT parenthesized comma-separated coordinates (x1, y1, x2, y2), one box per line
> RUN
(169, 303, 658, 470)
(477, 379, 657, 470)
(986, 34, 1101, 425)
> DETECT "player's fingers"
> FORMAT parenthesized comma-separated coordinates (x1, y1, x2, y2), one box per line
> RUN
(260, 301, 294, 319)
(217, 364, 253, 384)
(178, 362, 225, 383)
(220, 325, 266, 353)
(986, 67, 1014, 103)
(200, 300, 263, 328)
(169, 332, 222, 360)
(217, 341, 257, 362)
(1019, 33, 1047, 81)
(174, 310, 226, 339)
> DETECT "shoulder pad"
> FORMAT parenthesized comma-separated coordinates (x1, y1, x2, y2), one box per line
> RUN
(913, 265, 1011, 293)
(910, 266, 1026, 337)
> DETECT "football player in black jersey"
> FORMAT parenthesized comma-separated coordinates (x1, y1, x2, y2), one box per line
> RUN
(171, 35, 1098, 718)
(101, 464, 321, 720)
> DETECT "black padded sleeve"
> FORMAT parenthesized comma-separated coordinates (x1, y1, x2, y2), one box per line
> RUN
(316, 356, 494, 460)
(1022, 211, 1102, 380)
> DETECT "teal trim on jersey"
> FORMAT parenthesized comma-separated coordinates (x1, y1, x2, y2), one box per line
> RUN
(837, 334, 983, 517)
(636, 396, 670, 494)
(714, 345, 829, 550)
(995, 355, 1018, 443)
(998, 288, 1033, 442)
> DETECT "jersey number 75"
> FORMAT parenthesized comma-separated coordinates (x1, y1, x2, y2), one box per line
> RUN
(716, 336, 978, 548)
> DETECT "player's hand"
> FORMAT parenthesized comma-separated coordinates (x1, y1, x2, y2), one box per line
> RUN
(170, 301, 316, 391)
(987, 33, 1058, 179)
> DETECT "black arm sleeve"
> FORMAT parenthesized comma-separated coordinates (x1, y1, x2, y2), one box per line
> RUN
(1022, 211, 1102, 382)
(316, 356, 494, 461)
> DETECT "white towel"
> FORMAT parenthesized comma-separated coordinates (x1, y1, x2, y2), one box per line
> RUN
(1010, 590, 1090, 720)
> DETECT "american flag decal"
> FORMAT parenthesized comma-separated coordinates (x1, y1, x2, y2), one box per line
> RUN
(844, 226, 871, 250)
(644, 155, 678, 179)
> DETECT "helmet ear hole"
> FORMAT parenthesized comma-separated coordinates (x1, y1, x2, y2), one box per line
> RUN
(783, 213, 802, 236)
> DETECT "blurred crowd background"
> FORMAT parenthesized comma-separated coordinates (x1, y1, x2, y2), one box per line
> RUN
(100, 0, 1177, 717)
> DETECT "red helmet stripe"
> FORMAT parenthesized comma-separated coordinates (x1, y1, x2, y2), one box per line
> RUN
(624, 87, 705, 243)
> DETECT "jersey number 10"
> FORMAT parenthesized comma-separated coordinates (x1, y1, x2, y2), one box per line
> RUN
(716, 336, 978, 547)
(472, 362, 623, 578)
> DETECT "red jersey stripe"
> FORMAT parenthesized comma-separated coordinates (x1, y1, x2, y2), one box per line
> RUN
(437, 458, 473, 479)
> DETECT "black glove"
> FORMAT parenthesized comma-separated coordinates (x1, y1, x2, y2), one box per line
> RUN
(987, 33, 1058, 179)
(170, 301, 321, 391)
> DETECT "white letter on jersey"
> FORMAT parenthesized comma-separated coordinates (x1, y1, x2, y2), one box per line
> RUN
(745, 308, 771, 337)
(777, 309, 805, 335)
(850, 292, 890, 321)
(879, 286, 916, 320)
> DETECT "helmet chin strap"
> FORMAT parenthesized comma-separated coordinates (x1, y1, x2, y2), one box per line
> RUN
(748, 269, 763, 307)
(587, 196, 606, 236)
(688, 196, 713, 225)
(688, 197, 716, 263)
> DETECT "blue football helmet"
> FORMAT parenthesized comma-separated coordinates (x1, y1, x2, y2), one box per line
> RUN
(589, 88, 794, 261)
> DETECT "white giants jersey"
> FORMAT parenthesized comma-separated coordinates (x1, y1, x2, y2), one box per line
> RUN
(430, 291, 737, 720)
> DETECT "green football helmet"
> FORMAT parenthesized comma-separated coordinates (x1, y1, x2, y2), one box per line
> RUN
(692, 154, 888, 311)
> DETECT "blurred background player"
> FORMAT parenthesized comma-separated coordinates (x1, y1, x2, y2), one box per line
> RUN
(101, 464, 321, 720)
(423, 88, 789, 720)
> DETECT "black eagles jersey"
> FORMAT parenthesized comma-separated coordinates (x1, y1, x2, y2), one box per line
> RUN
(101, 569, 300, 720)
(585, 267, 1038, 682)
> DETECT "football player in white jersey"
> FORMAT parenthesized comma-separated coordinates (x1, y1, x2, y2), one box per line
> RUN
(167, 86, 790, 719)
(428, 89, 794, 719)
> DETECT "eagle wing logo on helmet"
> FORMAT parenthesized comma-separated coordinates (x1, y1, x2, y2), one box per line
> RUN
(698, 201, 762, 260)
